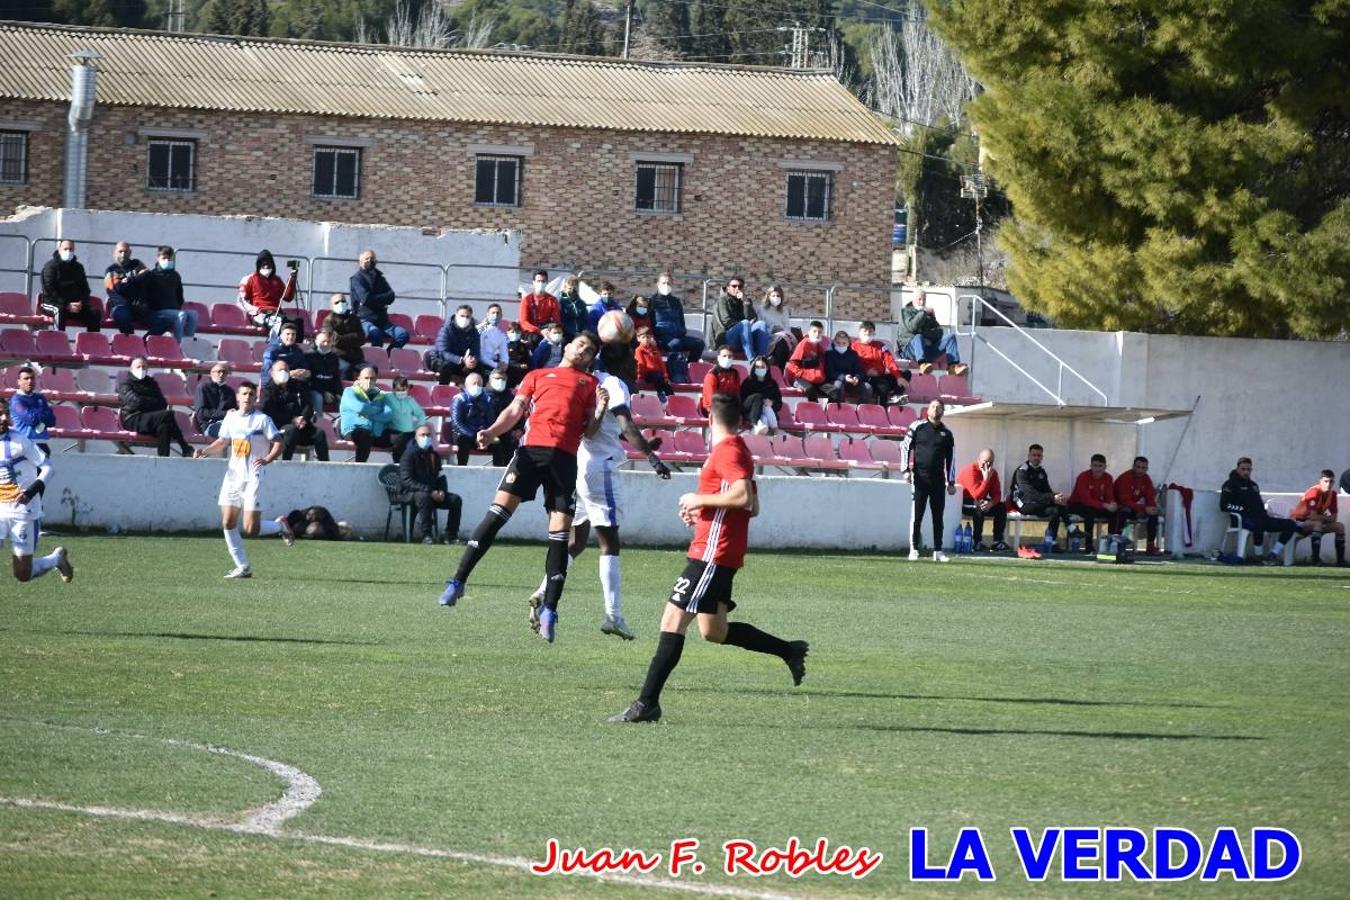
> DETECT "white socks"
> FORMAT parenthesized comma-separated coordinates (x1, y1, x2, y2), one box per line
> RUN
(224, 528, 249, 567)
(29, 550, 60, 578)
(258, 519, 282, 537)
(599, 553, 622, 620)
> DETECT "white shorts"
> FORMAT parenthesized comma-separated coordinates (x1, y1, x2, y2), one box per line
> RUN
(573, 453, 622, 529)
(0, 516, 39, 557)
(218, 472, 263, 512)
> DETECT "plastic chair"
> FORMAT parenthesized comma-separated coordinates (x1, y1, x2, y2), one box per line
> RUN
(673, 429, 708, 461)
(838, 438, 884, 470)
(52, 403, 87, 437)
(793, 402, 828, 431)
(665, 394, 702, 423)
(33, 330, 75, 362)
(0, 328, 37, 358)
(888, 405, 918, 430)
(414, 314, 443, 344)
(37, 366, 80, 399)
(687, 362, 712, 385)
(75, 367, 113, 398)
(389, 347, 425, 377)
(908, 373, 940, 403)
(216, 339, 255, 368)
(826, 403, 863, 432)
(938, 373, 974, 403)
(389, 313, 415, 336)
(431, 384, 460, 408)
(363, 347, 391, 373)
(145, 334, 185, 364)
(378, 463, 423, 542)
(0, 292, 46, 326)
(629, 394, 666, 425)
(111, 333, 145, 360)
(211, 304, 254, 332)
(868, 439, 905, 470)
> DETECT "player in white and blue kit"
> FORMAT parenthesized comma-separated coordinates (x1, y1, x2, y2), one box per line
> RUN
(1, 396, 73, 583)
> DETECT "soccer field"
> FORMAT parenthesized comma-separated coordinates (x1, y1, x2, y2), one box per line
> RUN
(2, 535, 1347, 897)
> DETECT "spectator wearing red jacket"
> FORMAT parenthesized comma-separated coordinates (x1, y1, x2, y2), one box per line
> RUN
(852, 321, 911, 406)
(518, 269, 561, 343)
(1114, 455, 1161, 555)
(634, 327, 674, 400)
(957, 448, 1008, 551)
(1067, 453, 1119, 553)
(785, 320, 828, 400)
(1293, 469, 1345, 566)
(237, 249, 290, 327)
(700, 346, 742, 416)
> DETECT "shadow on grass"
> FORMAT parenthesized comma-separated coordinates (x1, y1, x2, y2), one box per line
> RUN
(852, 724, 1263, 741)
(56, 630, 380, 646)
(670, 686, 1227, 710)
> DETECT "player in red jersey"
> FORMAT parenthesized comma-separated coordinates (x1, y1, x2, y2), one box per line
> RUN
(609, 392, 809, 723)
(439, 332, 606, 643)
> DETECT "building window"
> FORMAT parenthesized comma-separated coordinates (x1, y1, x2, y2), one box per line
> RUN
(474, 154, 521, 207)
(786, 170, 831, 221)
(147, 139, 196, 192)
(313, 146, 361, 199)
(0, 131, 28, 185)
(635, 161, 681, 214)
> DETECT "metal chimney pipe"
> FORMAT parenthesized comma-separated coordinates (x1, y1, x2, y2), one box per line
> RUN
(64, 49, 101, 209)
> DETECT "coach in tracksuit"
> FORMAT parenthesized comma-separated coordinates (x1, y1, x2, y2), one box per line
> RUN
(908, 399, 956, 560)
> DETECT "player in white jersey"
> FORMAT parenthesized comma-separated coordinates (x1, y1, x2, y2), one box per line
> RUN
(528, 343, 669, 639)
(0, 397, 73, 583)
(193, 382, 294, 578)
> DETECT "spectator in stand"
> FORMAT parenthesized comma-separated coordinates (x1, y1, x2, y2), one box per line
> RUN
(8, 367, 56, 454)
(339, 365, 393, 463)
(399, 422, 462, 543)
(634, 326, 675, 400)
(785, 320, 828, 400)
(260, 321, 311, 382)
(502, 320, 532, 387)
(118, 357, 192, 458)
(39, 239, 99, 332)
(518, 269, 560, 345)
(557, 276, 589, 342)
(700, 346, 743, 417)
(350, 250, 409, 349)
(1293, 469, 1346, 566)
(113, 246, 198, 341)
(626, 294, 653, 336)
(384, 373, 428, 462)
(647, 271, 704, 384)
(853, 321, 911, 406)
(261, 359, 329, 462)
(740, 355, 782, 435)
(957, 447, 1008, 551)
(305, 329, 342, 414)
(426, 304, 482, 385)
(478, 303, 509, 372)
(1221, 457, 1307, 566)
(824, 329, 870, 404)
(449, 372, 499, 466)
(896, 290, 967, 376)
(1114, 455, 1161, 555)
(324, 293, 366, 377)
(907, 398, 956, 562)
(1066, 453, 1119, 554)
(484, 367, 520, 464)
(758, 284, 798, 372)
(192, 362, 236, 437)
(237, 250, 289, 328)
(1010, 443, 1067, 555)
(587, 282, 626, 333)
(531, 321, 566, 370)
(712, 276, 768, 359)
(103, 242, 147, 334)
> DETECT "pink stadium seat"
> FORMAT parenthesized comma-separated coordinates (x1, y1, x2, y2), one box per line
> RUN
(888, 405, 918, 430)
(414, 314, 443, 344)
(363, 347, 391, 373)
(673, 429, 708, 461)
(0, 328, 37, 358)
(773, 434, 804, 459)
(741, 433, 776, 463)
(803, 435, 838, 462)
(183, 300, 210, 325)
(145, 334, 188, 364)
(856, 403, 897, 435)
(629, 394, 667, 426)
(838, 438, 884, 470)
(389, 312, 415, 336)
(938, 373, 976, 404)
(75, 367, 114, 399)
(250, 339, 269, 364)
(314, 308, 332, 331)
(687, 362, 711, 385)
(430, 384, 460, 408)
(111, 332, 145, 361)
(408, 383, 434, 408)
(665, 394, 702, 424)
(826, 403, 863, 432)
(81, 405, 127, 435)
(388, 347, 426, 377)
(32, 329, 75, 363)
(908, 373, 940, 403)
(869, 439, 905, 469)
(792, 401, 827, 431)
(51, 403, 87, 437)
(160, 373, 191, 406)
(0, 292, 46, 326)
(216, 339, 257, 370)
(173, 410, 203, 444)
(38, 367, 80, 400)
(211, 304, 254, 332)
(74, 331, 118, 366)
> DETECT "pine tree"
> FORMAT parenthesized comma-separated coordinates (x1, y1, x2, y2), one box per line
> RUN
(645, 0, 692, 55)
(557, 0, 607, 56)
(205, 0, 272, 37)
(931, 0, 1350, 339)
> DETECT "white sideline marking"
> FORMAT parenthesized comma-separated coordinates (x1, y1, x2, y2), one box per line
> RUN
(0, 723, 798, 900)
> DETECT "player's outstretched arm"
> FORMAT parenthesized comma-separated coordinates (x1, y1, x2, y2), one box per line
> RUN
(195, 438, 228, 458)
(615, 409, 670, 478)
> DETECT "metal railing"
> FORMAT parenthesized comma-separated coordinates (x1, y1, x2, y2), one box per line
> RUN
(0, 233, 33, 295)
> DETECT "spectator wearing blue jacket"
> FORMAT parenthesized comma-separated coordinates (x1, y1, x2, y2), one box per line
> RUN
(823, 329, 872, 404)
(384, 373, 428, 463)
(448, 372, 504, 466)
(260, 322, 311, 382)
(8, 367, 56, 454)
(349, 250, 409, 349)
(530, 321, 565, 369)
(425, 304, 482, 385)
(586, 282, 625, 333)
(647, 272, 704, 384)
(339, 365, 393, 462)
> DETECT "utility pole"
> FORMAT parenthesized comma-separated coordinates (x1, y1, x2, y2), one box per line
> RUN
(960, 170, 989, 322)
(167, 0, 185, 33)
(777, 23, 827, 68)
(622, 1, 633, 59)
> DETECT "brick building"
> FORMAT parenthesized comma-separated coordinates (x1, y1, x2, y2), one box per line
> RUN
(0, 22, 898, 315)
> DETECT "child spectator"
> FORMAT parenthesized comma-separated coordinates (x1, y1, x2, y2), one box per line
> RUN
(502, 320, 532, 386)
(824, 329, 870, 403)
(785, 321, 829, 400)
(626, 294, 653, 335)
(531, 321, 566, 369)
(853, 321, 911, 406)
(634, 326, 675, 400)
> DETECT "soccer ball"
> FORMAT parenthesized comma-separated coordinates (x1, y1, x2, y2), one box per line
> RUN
(596, 309, 635, 345)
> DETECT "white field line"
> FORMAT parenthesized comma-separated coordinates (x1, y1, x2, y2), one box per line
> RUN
(0, 723, 799, 900)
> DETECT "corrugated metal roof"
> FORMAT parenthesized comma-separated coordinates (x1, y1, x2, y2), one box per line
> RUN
(0, 22, 899, 146)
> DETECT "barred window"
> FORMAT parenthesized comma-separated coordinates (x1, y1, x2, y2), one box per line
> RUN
(786, 170, 831, 221)
(147, 139, 196, 192)
(313, 146, 361, 199)
(635, 161, 681, 214)
(0, 131, 27, 185)
(474, 154, 521, 207)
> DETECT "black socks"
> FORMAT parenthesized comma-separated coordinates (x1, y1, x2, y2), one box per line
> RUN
(639, 631, 685, 706)
(455, 503, 512, 582)
(724, 622, 792, 659)
(543, 530, 570, 611)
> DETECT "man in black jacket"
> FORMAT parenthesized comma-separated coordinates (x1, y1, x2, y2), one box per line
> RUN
(324, 293, 367, 377)
(399, 423, 461, 543)
(349, 250, 409, 349)
(40, 239, 100, 331)
(907, 399, 956, 562)
(192, 363, 236, 437)
(1010, 443, 1068, 553)
(1221, 457, 1306, 565)
(118, 357, 192, 457)
(305, 329, 343, 414)
(260, 361, 329, 462)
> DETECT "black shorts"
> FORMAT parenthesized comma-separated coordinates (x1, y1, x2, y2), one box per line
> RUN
(497, 446, 578, 516)
(668, 558, 738, 614)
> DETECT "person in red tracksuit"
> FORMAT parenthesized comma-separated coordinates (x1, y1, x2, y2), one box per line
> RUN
(957, 448, 1008, 551)
(700, 346, 742, 416)
(1066, 453, 1119, 553)
(634, 327, 675, 399)
(1293, 469, 1346, 566)
(518, 269, 561, 345)
(1114, 455, 1161, 555)
(785, 320, 828, 400)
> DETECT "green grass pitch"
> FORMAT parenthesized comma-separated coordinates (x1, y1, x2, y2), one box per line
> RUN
(2, 534, 1347, 897)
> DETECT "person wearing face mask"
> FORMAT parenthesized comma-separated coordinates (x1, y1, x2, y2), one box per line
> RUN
(530, 321, 567, 369)
(399, 423, 462, 543)
(39, 239, 100, 332)
(700, 346, 743, 417)
(501, 319, 532, 386)
(305, 329, 343, 413)
(324, 293, 368, 377)
(757, 284, 798, 371)
(339, 365, 394, 463)
(585, 282, 626, 333)
(482, 367, 521, 462)
(852, 320, 911, 406)
(625, 294, 652, 335)
(647, 272, 704, 384)
(448, 372, 497, 466)
(634, 326, 675, 401)
(823, 329, 871, 404)
(349, 250, 409, 349)
(477, 303, 510, 371)
(261, 322, 311, 381)
(785, 321, 829, 400)
(103, 241, 147, 334)
(192, 363, 236, 437)
(518, 269, 561, 344)
(117, 357, 193, 457)
(237, 250, 289, 328)
(739, 355, 782, 435)
(426, 304, 482, 385)
(712, 276, 769, 360)
(260, 360, 329, 462)
(116, 246, 198, 342)
(384, 374, 428, 462)
(557, 276, 589, 342)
